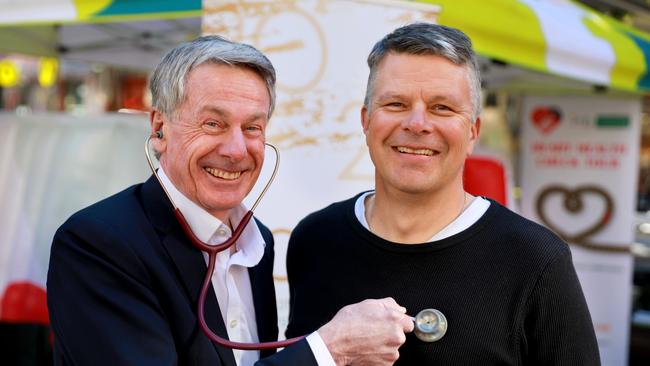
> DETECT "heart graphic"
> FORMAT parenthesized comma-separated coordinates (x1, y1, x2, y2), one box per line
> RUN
(534, 185, 627, 252)
(531, 106, 561, 134)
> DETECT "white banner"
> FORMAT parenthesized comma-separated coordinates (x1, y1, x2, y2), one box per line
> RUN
(203, 0, 440, 333)
(0, 113, 150, 321)
(520, 96, 640, 366)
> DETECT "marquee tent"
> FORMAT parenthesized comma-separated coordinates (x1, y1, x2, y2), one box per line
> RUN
(1, 0, 649, 92)
(0, 0, 201, 70)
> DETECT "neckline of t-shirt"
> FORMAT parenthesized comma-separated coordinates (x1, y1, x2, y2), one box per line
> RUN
(345, 192, 500, 254)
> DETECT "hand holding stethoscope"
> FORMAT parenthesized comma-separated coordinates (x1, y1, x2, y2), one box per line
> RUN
(145, 134, 448, 350)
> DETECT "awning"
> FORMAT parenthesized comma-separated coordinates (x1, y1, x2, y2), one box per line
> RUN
(423, 0, 650, 92)
(0, 0, 201, 25)
(0, 0, 202, 70)
(1, 0, 650, 92)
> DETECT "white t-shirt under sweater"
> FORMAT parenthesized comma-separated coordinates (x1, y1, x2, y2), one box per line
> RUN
(354, 191, 491, 241)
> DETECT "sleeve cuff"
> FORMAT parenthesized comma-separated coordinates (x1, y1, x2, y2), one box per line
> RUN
(306, 331, 336, 366)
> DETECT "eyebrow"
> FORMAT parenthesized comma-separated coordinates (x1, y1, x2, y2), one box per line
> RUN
(198, 105, 267, 122)
(375, 92, 461, 106)
(374, 93, 406, 104)
(199, 105, 226, 117)
(427, 95, 461, 106)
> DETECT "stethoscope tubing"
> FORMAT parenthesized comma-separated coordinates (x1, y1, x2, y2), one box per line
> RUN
(146, 135, 305, 350)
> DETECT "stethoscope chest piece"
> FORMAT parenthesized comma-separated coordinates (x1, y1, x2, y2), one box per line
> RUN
(413, 308, 447, 342)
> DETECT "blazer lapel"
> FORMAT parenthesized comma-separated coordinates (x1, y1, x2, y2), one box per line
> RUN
(141, 176, 237, 366)
(248, 222, 279, 359)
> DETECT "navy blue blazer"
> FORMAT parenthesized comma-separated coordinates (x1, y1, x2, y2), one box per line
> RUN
(47, 176, 316, 365)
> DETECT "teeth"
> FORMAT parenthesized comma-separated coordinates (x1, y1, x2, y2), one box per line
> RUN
(205, 167, 242, 180)
(397, 146, 434, 156)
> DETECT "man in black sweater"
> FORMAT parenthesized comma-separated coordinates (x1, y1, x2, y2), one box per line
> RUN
(286, 23, 600, 365)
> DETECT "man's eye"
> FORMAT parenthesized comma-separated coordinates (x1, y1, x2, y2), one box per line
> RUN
(386, 102, 405, 108)
(205, 120, 221, 128)
(245, 125, 263, 134)
(431, 104, 454, 115)
(433, 104, 452, 112)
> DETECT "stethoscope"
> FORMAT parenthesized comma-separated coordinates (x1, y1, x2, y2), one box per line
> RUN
(144, 134, 448, 350)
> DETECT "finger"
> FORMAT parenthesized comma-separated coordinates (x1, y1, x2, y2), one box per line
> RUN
(378, 297, 398, 307)
(401, 314, 415, 333)
(377, 297, 406, 312)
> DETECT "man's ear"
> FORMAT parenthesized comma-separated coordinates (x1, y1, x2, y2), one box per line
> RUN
(467, 117, 481, 156)
(361, 105, 370, 135)
(149, 109, 167, 155)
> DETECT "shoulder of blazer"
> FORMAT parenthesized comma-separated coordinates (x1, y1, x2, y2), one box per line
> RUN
(254, 218, 274, 249)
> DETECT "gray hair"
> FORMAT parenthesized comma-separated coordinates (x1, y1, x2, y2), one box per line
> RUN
(364, 23, 482, 119)
(150, 35, 276, 118)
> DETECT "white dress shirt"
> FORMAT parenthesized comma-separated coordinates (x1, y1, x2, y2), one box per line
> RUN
(158, 168, 335, 366)
(159, 168, 261, 365)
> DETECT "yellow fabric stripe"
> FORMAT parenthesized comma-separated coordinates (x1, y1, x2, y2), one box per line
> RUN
(580, 10, 644, 91)
(73, 0, 113, 20)
(418, 0, 547, 73)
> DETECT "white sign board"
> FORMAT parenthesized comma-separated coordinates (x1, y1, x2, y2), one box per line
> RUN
(520, 95, 640, 366)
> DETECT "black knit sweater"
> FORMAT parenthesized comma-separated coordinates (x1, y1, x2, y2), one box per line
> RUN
(286, 194, 600, 365)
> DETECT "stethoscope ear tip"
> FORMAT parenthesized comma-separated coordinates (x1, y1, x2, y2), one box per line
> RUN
(413, 308, 447, 342)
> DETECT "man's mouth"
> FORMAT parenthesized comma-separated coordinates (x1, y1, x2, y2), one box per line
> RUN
(204, 167, 242, 180)
(396, 146, 435, 156)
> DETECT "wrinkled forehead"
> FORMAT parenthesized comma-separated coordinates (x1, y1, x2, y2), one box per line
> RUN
(177, 63, 271, 110)
(374, 53, 471, 90)
(171, 61, 273, 114)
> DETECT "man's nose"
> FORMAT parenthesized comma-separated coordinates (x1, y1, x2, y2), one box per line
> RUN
(401, 105, 432, 135)
(220, 128, 247, 161)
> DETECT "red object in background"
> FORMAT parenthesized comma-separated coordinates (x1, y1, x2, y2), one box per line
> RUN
(0, 281, 49, 325)
(464, 156, 508, 206)
(120, 75, 148, 111)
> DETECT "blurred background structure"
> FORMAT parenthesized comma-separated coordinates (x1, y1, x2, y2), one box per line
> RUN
(1, 0, 650, 365)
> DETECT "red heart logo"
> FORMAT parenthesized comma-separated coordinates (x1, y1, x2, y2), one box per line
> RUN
(531, 106, 561, 134)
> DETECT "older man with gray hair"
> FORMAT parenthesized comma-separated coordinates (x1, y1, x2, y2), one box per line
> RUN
(47, 35, 413, 366)
(286, 23, 600, 365)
